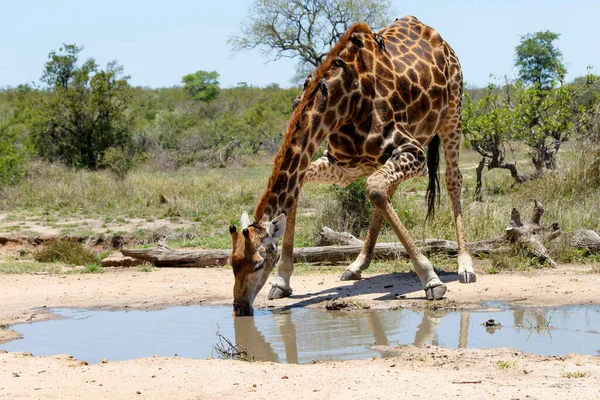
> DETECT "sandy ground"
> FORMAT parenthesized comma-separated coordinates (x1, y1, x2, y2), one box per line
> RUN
(1, 265, 600, 399)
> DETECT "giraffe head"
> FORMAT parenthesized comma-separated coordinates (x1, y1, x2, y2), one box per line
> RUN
(229, 212, 286, 316)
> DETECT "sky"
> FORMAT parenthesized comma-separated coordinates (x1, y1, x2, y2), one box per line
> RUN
(1, 0, 598, 89)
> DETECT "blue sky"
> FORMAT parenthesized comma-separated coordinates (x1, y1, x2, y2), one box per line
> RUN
(1, 0, 598, 89)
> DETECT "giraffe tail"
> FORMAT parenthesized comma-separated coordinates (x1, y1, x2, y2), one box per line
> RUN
(425, 134, 441, 221)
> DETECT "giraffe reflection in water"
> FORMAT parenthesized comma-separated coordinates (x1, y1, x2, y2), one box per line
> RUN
(231, 306, 556, 363)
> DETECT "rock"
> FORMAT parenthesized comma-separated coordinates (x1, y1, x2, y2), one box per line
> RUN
(101, 252, 146, 268)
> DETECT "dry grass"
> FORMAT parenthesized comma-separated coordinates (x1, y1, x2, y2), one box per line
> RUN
(1, 143, 599, 273)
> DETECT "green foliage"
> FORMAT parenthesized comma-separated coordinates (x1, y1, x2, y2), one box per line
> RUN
(101, 146, 148, 180)
(332, 178, 373, 237)
(27, 44, 134, 169)
(515, 31, 565, 90)
(33, 239, 98, 266)
(182, 70, 220, 102)
(0, 123, 26, 187)
(77, 263, 104, 274)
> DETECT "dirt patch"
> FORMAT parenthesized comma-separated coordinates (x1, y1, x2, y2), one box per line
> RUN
(1, 265, 599, 398)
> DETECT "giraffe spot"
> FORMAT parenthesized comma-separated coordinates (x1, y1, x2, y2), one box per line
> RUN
(311, 115, 323, 135)
(339, 97, 349, 116)
(409, 83, 422, 103)
(375, 62, 394, 81)
(287, 173, 297, 192)
(289, 154, 300, 172)
(327, 79, 344, 107)
(360, 76, 374, 97)
(389, 92, 404, 111)
(375, 80, 389, 97)
(307, 143, 316, 155)
(358, 114, 373, 133)
(299, 154, 310, 170)
(392, 58, 407, 75)
(387, 35, 401, 44)
(375, 99, 393, 123)
(278, 192, 288, 208)
(285, 197, 295, 209)
(276, 172, 288, 190)
(324, 110, 337, 128)
(280, 147, 295, 171)
(417, 65, 432, 89)
(432, 67, 447, 86)
(407, 68, 418, 84)
(433, 52, 447, 71)
(365, 135, 383, 155)
(422, 27, 433, 40)
(408, 95, 430, 122)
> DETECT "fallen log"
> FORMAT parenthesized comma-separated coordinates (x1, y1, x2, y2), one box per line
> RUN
(118, 238, 501, 268)
(116, 201, 598, 268)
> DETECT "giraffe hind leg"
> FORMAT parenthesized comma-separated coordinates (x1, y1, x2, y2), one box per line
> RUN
(366, 140, 446, 299)
(440, 113, 476, 284)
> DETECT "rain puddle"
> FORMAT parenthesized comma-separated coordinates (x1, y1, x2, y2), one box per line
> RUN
(1, 302, 599, 364)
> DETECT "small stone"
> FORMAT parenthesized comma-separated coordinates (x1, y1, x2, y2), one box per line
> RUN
(136, 391, 141, 395)
(281, 375, 289, 379)
(12, 372, 20, 377)
(102, 358, 108, 363)
(252, 384, 257, 388)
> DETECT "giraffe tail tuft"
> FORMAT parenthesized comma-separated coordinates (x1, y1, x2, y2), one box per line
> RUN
(425, 134, 441, 221)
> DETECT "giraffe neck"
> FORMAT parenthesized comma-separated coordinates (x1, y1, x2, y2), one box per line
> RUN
(253, 22, 372, 223)
(253, 97, 336, 221)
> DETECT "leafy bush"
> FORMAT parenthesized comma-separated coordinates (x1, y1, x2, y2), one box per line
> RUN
(101, 146, 147, 180)
(332, 178, 373, 237)
(33, 239, 98, 266)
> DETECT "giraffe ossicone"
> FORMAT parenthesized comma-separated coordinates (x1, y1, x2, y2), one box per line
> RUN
(229, 16, 476, 317)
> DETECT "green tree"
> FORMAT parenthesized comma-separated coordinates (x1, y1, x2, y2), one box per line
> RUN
(182, 70, 220, 102)
(511, 32, 596, 175)
(512, 76, 598, 174)
(29, 44, 133, 169)
(229, 0, 392, 81)
(515, 31, 566, 90)
(462, 84, 528, 200)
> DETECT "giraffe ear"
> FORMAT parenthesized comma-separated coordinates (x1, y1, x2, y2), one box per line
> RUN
(267, 214, 286, 243)
(240, 211, 251, 230)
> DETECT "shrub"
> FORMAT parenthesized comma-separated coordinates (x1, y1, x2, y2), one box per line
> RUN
(33, 239, 98, 265)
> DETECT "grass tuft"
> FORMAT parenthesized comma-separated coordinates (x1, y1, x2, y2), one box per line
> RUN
(33, 239, 98, 266)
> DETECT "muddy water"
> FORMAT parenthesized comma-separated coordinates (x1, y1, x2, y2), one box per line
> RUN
(1, 303, 599, 364)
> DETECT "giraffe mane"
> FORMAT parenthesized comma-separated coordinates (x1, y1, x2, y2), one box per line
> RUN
(254, 22, 373, 222)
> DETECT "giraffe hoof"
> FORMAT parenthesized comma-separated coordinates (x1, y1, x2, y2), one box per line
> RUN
(268, 285, 293, 300)
(340, 270, 361, 281)
(459, 272, 477, 283)
(425, 284, 447, 300)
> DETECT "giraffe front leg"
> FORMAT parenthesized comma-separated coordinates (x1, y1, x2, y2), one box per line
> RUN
(340, 208, 384, 280)
(341, 183, 401, 280)
(305, 156, 382, 281)
(268, 200, 297, 300)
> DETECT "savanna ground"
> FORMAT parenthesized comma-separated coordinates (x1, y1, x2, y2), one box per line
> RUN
(1, 145, 600, 399)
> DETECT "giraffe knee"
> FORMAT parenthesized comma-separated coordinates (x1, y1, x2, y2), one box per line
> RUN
(366, 179, 388, 208)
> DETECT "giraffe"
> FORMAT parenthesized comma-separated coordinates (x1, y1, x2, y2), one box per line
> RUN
(229, 16, 476, 317)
